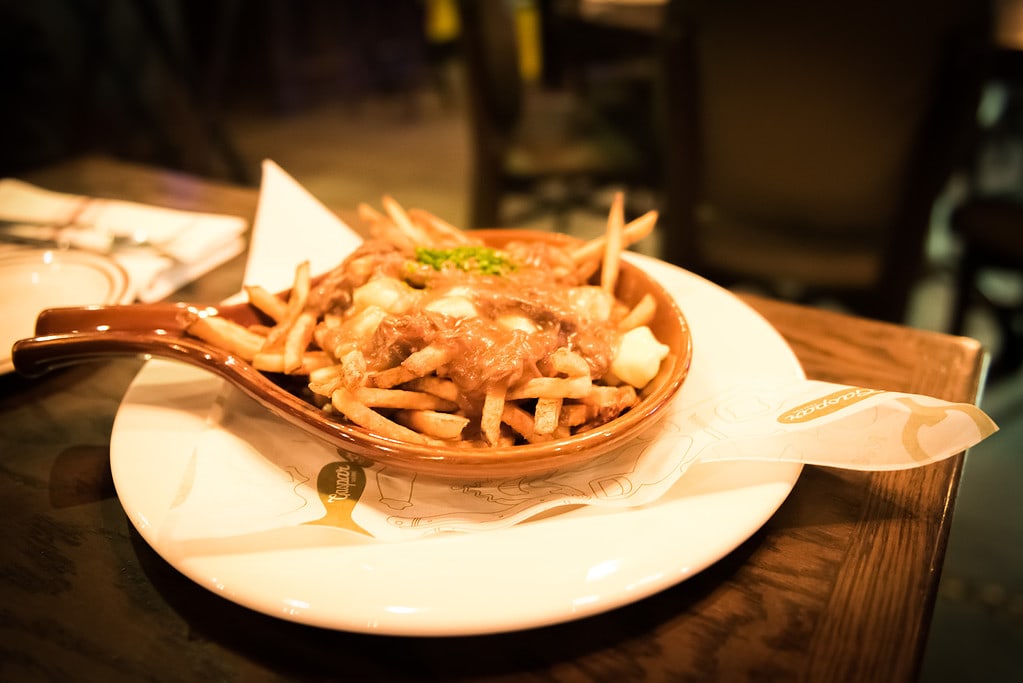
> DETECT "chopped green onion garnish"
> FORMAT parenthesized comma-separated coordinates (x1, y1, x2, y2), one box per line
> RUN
(414, 246, 517, 276)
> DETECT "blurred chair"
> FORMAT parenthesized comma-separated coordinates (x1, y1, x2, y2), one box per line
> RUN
(132, 0, 251, 183)
(948, 197, 1023, 375)
(948, 40, 1023, 376)
(456, 0, 660, 229)
(657, 0, 992, 322)
(0, 0, 251, 182)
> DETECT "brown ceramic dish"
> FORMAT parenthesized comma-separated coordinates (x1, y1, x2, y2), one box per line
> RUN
(12, 229, 692, 479)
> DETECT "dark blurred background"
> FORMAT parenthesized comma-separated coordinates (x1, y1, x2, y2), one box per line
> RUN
(1, 0, 1021, 679)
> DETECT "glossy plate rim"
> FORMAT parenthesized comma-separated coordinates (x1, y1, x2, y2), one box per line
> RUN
(109, 256, 805, 636)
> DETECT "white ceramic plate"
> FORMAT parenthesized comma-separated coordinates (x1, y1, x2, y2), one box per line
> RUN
(110, 257, 804, 636)
(0, 248, 133, 374)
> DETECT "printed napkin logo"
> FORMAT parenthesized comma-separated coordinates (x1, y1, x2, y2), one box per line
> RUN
(305, 460, 371, 536)
(896, 396, 996, 464)
(778, 387, 883, 423)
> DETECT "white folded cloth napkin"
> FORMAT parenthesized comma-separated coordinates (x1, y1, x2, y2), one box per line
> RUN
(0, 178, 248, 302)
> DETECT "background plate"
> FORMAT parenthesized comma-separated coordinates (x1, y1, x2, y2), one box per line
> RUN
(1, 248, 132, 374)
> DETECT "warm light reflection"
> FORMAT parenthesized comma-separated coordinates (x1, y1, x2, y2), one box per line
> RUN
(626, 572, 665, 592)
(384, 605, 419, 615)
(585, 559, 620, 582)
(571, 595, 600, 610)
(283, 598, 310, 611)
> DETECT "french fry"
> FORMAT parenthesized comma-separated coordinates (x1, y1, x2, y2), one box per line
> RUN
(358, 202, 386, 224)
(571, 209, 658, 266)
(336, 349, 368, 388)
(352, 386, 458, 412)
(363, 205, 417, 253)
(507, 376, 592, 401)
(244, 284, 289, 322)
(253, 350, 333, 375)
(580, 385, 639, 422)
(283, 310, 317, 373)
(500, 403, 538, 441)
(307, 364, 343, 396)
(382, 195, 432, 246)
(370, 364, 417, 389)
(331, 387, 437, 445)
(481, 384, 507, 446)
(533, 398, 562, 436)
(408, 208, 475, 245)
(187, 315, 266, 360)
(394, 409, 470, 440)
(402, 344, 453, 376)
(401, 376, 461, 403)
(306, 349, 368, 396)
(574, 257, 602, 284)
(502, 403, 558, 443)
(618, 293, 657, 331)
(260, 260, 312, 352)
(558, 403, 593, 427)
(287, 261, 311, 316)
(548, 347, 590, 378)
(601, 191, 625, 293)
(371, 344, 453, 388)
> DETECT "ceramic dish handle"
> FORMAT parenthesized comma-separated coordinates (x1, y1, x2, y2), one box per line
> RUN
(32, 303, 201, 337)
(10, 330, 224, 378)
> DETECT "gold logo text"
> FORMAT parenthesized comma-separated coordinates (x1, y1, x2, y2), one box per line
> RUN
(778, 387, 883, 423)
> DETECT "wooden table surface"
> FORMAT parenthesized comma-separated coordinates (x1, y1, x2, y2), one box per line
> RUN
(0, 156, 988, 682)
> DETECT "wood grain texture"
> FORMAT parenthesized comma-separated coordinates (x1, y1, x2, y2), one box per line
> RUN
(740, 294, 982, 682)
(0, 157, 987, 682)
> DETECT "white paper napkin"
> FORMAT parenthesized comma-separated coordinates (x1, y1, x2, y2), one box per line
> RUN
(243, 159, 363, 290)
(0, 177, 248, 302)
